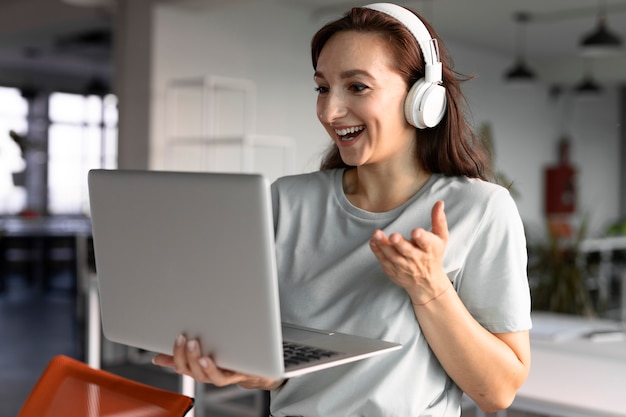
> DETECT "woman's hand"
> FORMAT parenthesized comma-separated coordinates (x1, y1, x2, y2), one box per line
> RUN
(152, 334, 284, 391)
(369, 200, 451, 305)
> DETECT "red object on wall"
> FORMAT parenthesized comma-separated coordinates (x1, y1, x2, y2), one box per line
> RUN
(544, 165, 576, 214)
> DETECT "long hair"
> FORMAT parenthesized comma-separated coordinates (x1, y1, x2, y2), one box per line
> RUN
(311, 6, 493, 181)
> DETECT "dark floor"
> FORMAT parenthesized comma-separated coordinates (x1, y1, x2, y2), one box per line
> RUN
(0, 273, 80, 417)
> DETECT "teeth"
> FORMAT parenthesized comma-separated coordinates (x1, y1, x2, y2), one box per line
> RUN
(335, 126, 365, 137)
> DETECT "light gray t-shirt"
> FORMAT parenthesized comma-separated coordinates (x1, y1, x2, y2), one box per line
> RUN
(269, 169, 531, 417)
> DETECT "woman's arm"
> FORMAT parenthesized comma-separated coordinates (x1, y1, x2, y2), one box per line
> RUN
(370, 200, 530, 412)
(413, 288, 530, 412)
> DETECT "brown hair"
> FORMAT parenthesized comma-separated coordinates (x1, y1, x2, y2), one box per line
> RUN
(311, 6, 493, 181)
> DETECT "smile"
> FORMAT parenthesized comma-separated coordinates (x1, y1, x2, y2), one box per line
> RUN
(334, 126, 365, 141)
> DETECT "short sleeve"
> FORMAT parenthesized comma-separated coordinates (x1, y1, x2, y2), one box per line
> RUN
(456, 188, 532, 333)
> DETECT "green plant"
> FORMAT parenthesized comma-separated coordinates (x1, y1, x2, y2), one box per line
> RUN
(528, 217, 596, 316)
(477, 122, 520, 199)
(606, 218, 626, 236)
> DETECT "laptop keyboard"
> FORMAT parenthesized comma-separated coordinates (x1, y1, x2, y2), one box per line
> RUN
(283, 341, 340, 367)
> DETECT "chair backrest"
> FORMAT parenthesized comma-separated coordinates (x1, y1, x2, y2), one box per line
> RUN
(17, 355, 194, 417)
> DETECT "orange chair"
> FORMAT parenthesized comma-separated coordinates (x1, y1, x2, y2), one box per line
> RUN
(17, 355, 194, 417)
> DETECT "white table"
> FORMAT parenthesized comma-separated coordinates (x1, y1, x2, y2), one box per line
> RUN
(509, 312, 626, 417)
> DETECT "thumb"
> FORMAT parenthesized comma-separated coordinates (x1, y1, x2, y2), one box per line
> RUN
(431, 200, 449, 243)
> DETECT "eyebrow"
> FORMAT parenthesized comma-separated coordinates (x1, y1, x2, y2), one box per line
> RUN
(314, 69, 375, 80)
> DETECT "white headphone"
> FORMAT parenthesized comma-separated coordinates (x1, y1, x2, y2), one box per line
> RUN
(363, 3, 447, 129)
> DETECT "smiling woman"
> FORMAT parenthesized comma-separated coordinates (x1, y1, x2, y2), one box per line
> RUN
(152, 4, 532, 416)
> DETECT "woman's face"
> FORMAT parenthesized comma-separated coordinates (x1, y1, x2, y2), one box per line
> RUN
(314, 31, 416, 168)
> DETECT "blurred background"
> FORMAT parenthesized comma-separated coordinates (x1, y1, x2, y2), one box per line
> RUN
(1, 0, 625, 416)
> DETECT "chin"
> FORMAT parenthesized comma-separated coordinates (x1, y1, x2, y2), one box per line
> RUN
(337, 155, 361, 167)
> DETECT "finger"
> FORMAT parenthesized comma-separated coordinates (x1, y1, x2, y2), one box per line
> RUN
(196, 356, 249, 387)
(388, 232, 419, 258)
(380, 232, 406, 253)
(370, 230, 393, 258)
(431, 200, 449, 243)
(152, 354, 175, 368)
(372, 231, 405, 262)
(185, 339, 210, 380)
(185, 340, 251, 388)
(370, 229, 389, 249)
(410, 227, 435, 252)
(184, 340, 236, 385)
(172, 334, 190, 374)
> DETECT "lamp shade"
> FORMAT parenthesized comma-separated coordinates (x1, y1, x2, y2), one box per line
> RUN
(504, 12, 536, 85)
(575, 75, 603, 95)
(580, 18, 623, 56)
(505, 59, 536, 82)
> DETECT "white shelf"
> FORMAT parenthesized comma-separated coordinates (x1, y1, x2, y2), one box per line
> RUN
(164, 75, 295, 177)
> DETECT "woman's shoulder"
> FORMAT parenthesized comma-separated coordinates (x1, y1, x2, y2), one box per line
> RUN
(272, 169, 339, 191)
(431, 175, 519, 220)
(433, 175, 512, 200)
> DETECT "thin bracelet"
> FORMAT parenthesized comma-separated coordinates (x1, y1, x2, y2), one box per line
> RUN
(412, 284, 452, 307)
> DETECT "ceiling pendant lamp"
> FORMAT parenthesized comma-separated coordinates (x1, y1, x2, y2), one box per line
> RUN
(575, 59, 603, 96)
(576, 75, 603, 94)
(580, 0, 623, 56)
(504, 12, 536, 84)
(505, 61, 536, 81)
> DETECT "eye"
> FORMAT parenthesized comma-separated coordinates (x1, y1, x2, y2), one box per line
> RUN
(314, 85, 329, 94)
(349, 83, 369, 93)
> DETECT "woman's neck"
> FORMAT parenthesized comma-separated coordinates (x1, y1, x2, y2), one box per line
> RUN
(342, 164, 431, 213)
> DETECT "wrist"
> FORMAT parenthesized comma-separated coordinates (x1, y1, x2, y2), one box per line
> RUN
(411, 281, 453, 307)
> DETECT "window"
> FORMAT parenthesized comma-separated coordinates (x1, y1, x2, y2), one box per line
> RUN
(48, 92, 118, 214)
(0, 86, 28, 214)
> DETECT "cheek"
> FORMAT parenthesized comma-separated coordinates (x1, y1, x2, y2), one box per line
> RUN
(370, 99, 406, 127)
(316, 99, 323, 120)
(316, 96, 330, 123)
(367, 89, 406, 117)
(382, 95, 409, 127)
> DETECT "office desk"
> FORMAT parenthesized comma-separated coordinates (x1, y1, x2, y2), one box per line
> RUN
(509, 312, 626, 417)
(0, 216, 92, 237)
(0, 215, 92, 291)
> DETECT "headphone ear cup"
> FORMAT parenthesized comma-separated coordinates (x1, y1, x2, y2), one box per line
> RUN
(404, 80, 447, 129)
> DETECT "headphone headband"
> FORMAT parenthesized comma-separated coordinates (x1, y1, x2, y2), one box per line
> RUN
(362, 3, 447, 128)
(363, 3, 442, 83)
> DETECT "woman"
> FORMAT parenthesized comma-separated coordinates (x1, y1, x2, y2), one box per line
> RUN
(154, 3, 531, 416)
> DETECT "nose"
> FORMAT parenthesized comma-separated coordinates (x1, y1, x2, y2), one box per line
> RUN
(317, 90, 348, 123)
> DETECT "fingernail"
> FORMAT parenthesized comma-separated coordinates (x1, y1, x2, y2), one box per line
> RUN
(187, 340, 197, 352)
(199, 358, 209, 368)
(176, 334, 185, 346)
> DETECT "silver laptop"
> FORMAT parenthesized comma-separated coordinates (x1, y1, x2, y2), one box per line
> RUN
(87, 169, 401, 379)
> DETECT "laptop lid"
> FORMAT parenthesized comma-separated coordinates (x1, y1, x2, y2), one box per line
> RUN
(88, 169, 285, 378)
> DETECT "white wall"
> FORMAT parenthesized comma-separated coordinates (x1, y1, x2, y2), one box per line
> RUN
(450, 41, 620, 238)
(151, 2, 327, 179)
(148, 2, 620, 238)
